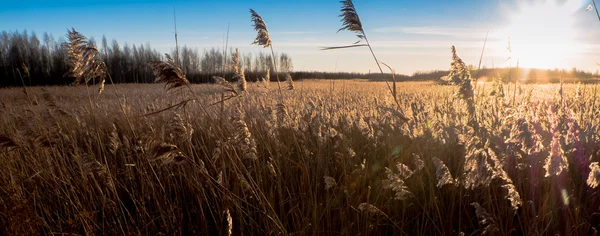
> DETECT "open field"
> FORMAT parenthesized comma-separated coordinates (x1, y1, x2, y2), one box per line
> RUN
(1, 80, 600, 235)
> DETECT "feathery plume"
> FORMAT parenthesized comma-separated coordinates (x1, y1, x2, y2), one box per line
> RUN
(225, 209, 233, 236)
(231, 48, 246, 92)
(444, 46, 474, 101)
(63, 28, 109, 95)
(471, 203, 499, 235)
(432, 157, 455, 188)
(358, 203, 385, 216)
(322, 0, 368, 50)
(502, 183, 522, 212)
(217, 171, 223, 185)
(275, 102, 287, 124)
(463, 147, 496, 189)
(234, 105, 257, 160)
(166, 113, 194, 144)
(324, 176, 337, 190)
(339, 0, 364, 37)
(412, 154, 425, 172)
(396, 163, 414, 179)
(107, 124, 120, 155)
(148, 53, 189, 91)
(285, 73, 294, 90)
(267, 157, 277, 177)
(79, 153, 115, 190)
(250, 9, 272, 47)
(231, 48, 240, 74)
(230, 49, 246, 92)
(235, 70, 247, 92)
(544, 126, 568, 177)
(587, 162, 600, 188)
(97, 79, 105, 98)
(382, 167, 413, 200)
(324, 0, 406, 117)
(151, 143, 186, 165)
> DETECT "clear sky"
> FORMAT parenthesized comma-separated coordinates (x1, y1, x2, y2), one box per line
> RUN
(1, 0, 599, 75)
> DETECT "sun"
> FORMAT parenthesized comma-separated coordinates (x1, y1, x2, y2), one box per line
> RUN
(498, 0, 585, 69)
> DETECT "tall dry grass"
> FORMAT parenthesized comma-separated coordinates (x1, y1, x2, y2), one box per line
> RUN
(1, 2, 600, 235)
(1, 81, 599, 235)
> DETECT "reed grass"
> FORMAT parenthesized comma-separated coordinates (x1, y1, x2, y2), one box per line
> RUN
(0, 81, 599, 235)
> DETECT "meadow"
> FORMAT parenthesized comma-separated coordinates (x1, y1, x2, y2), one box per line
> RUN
(1, 80, 599, 235)
(3, 0, 600, 234)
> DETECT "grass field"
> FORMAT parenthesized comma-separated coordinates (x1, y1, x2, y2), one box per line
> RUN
(1, 80, 599, 235)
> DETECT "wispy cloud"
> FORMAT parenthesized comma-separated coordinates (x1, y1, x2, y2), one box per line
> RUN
(273, 31, 326, 35)
(373, 26, 495, 39)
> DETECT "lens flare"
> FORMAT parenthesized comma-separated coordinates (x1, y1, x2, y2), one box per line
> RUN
(498, 0, 586, 69)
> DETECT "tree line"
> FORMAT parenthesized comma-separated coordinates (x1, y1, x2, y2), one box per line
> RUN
(1, 30, 597, 87)
(0, 30, 293, 87)
(414, 66, 598, 84)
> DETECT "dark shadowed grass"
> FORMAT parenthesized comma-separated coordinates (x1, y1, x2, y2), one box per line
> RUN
(0, 81, 599, 235)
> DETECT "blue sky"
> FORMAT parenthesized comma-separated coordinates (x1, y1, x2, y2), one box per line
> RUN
(1, 0, 599, 74)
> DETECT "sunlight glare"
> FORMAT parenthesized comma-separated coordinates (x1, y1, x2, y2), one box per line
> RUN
(499, 0, 585, 69)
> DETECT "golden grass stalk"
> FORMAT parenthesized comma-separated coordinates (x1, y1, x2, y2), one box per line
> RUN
(285, 73, 294, 90)
(225, 209, 233, 236)
(107, 124, 120, 155)
(592, 0, 600, 22)
(379, 61, 411, 121)
(236, 70, 247, 92)
(97, 79, 105, 99)
(261, 68, 270, 88)
(473, 31, 488, 91)
(445, 46, 474, 100)
(231, 49, 247, 92)
(445, 46, 476, 120)
(148, 53, 189, 91)
(379, 61, 396, 100)
(231, 48, 240, 74)
(250, 9, 282, 94)
(324, 0, 406, 117)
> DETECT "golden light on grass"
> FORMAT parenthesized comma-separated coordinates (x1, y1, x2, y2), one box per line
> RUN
(499, 1, 584, 69)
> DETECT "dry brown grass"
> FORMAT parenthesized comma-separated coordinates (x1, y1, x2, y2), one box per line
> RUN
(0, 81, 599, 235)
